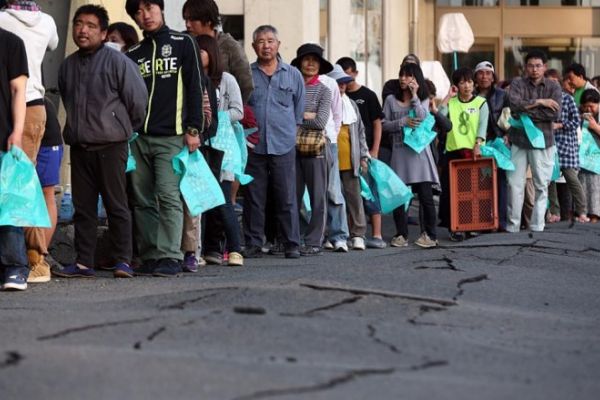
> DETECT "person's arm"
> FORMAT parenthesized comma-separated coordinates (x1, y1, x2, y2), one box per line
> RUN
(303, 86, 332, 130)
(7, 75, 27, 150)
(292, 69, 306, 126)
(119, 56, 149, 132)
(371, 118, 382, 158)
(558, 95, 580, 133)
(412, 97, 429, 121)
(473, 101, 489, 156)
(181, 35, 204, 151)
(223, 75, 244, 122)
(381, 96, 407, 132)
(47, 17, 59, 52)
(330, 82, 342, 135)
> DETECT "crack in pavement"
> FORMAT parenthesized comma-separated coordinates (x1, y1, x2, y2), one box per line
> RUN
(160, 293, 221, 310)
(409, 359, 450, 371)
(407, 304, 448, 326)
(37, 317, 154, 341)
(281, 296, 363, 317)
(367, 324, 401, 354)
(0, 351, 23, 369)
(134, 326, 167, 350)
(230, 367, 396, 400)
(453, 274, 489, 300)
(414, 255, 465, 272)
(300, 283, 457, 307)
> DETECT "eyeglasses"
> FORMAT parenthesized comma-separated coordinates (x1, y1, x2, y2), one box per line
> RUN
(526, 63, 544, 70)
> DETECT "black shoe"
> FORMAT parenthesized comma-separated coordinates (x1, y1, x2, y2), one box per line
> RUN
(268, 242, 285, 256)
(153, 258, 182, 277)
(135, 260, 157, 276)
(299, 245, 322, 256)
(449, 232, 465, 242)
(243, 246, 263, 259)
(285, 249, 301, 259)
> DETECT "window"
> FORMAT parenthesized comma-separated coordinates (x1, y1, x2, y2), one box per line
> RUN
(436, 0, 498, 5)
(348, 0, 383, 94)
(505, 0, 600, 5)
(441, 43, 496, 78)
(320, 0, 329, 54)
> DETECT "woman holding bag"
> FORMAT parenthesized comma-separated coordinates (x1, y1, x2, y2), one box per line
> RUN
(579, 88, 600, 223)
(382, 62, 439, 249)
(290, 44, 332, 256)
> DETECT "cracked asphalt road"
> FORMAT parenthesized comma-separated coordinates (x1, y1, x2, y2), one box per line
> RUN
(1, 222, 599, 400)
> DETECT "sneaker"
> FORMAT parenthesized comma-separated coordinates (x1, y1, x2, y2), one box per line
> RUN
(197, 256, 207, 267)
(351, 237, 366, 250)
(182, 252, 199, 272)
(52, 264, 95, 278)
(153, 258, 182, 277)
(414, 233, 438, 249)
(390, 235, 408, 248)
(243, 246, 263, 259)
(285, 246, 301, 259)
(134, 260, 157, 276)
(113, 262, 135, 278)
(269, 242, 285, 256)
(449, 232, 465, 242)
(204, 251, 223, 265)
(261, 241, 273, 254)
(366, 237, 387, 249)
(27, 259, 51, 283)
(333, 240, 348, 252)
(323, 240, 334, 250)
(300, 245, 323, 256)
(3, 267, 28, 291)
(227, 251, 244, 266)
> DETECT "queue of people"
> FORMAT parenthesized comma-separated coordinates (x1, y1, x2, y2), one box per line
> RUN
(1, 0, 600, 292)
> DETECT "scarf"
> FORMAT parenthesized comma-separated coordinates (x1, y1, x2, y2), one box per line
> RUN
(6, 1, 40, 11)
(341, 94, 358, 125)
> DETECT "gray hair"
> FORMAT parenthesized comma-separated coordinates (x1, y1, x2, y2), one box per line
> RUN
(252, 25, 279, 42)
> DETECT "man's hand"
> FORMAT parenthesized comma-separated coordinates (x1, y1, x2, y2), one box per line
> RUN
(185, 132, 201, 152)
(304, 112, 317, 120)
(552, 122, 563, 130)
(6, 131, 22, 151)
(360, 158, 369, 173)
(536, 98, 560, 111)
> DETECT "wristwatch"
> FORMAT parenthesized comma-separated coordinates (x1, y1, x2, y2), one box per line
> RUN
(186, 127, 200, 137)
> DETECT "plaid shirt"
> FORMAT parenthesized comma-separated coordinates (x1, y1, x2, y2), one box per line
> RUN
(555, 92, 580, 169)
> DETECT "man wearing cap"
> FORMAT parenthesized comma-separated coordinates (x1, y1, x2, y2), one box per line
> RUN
(243, 25, 305, 259)
(474, 60, 509, 231)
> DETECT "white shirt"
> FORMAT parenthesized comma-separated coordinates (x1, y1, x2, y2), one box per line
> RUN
(319, 74, 342, 143)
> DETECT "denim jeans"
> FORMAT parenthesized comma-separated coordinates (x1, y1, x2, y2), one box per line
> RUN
(0, 226, 29, 278)
(203, 180, 241, 253)
(326, 144, 349, 243)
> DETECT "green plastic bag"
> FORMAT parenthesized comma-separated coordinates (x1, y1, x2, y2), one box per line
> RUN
(359, 175, 374, 201)
(579, 122, 600, 174)
(0, 146, 51, 227)
(126, 132, 138, 173)
(368, 158, 413, 214)
(509, 115, 546, 149)
(208, 112, 253, 185)
(480, 138, 515, 171)
(232, 121, 253, 184)
(403, 110, 437, 154)
(172, 148, 225, 217)
(551, 148, 561, 181)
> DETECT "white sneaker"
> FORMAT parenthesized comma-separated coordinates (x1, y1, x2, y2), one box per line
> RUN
(351, 237, 366, 250)
(390, 235, 408, 247)
(415, 233, 438, 249)
(333, 241, 348, 252)
(323, 240, 334, 250)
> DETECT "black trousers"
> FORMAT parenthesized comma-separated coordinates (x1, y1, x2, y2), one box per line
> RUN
(394, 182, 437, 240)
(71, 143, 132, 267)
(243, 149, 300, 249)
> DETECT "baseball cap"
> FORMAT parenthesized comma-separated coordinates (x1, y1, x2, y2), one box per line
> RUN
(327, 64, 354, 84)
(475, 61, 495, 74)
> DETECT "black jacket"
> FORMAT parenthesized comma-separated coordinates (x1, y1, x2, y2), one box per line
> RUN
(127, 25, 204, 136)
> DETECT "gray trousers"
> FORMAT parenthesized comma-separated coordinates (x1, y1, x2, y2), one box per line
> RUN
(297, 155, 328, 247)
(548, 168, 587, 216)
(340, 170, 367, 238)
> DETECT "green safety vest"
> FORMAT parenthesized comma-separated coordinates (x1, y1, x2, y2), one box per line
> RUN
(446, 95, 487, 152)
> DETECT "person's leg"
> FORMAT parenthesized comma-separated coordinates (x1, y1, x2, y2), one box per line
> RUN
(97, 142, 132, 266)
(563, 168, 588, 218)
(415, 182, 437, 240)
(70, 146, 100, 268)
(326, 144, 349, 245)
(130, 135, 160, 262)
(521, 177, 535, 229)
(547, 182, 560, 219)
(556, 182, 572, 221)
(529, 146, 555, 232)
(243, 151, 269, 248)
(219, 180, 242, 253)
(0, 226, 29, 290)
(506, 145, 528, 232)
(301, 157, 328, 248)
(270, 150, 300, 250)
(152, 136, 185, 261)
(340, 171, 367, 238)
(497, 169, 508, 230)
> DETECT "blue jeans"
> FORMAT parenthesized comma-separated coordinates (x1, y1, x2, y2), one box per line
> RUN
(0, 226, 29, 278)
(203, 180, 241, 253)
(326, 144, 349, 243)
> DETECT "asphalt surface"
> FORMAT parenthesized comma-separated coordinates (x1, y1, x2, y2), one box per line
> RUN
(1, 222, 599, 400)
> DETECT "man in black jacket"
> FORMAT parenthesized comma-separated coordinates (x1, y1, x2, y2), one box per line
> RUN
(56, 4, 147, 279)
(125, 0, 204, 277)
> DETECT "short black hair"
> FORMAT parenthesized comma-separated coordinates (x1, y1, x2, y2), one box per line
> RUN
(73, 4, 109, 31)
(525, 49, 547, 65)
(182, 0, 220, 28)
(581, 88, 600, 105)
(451, 67, 474, 86)
(107, 22, 139, 51)
(125, 0, 164, 20)
(425, 79, 436, 97)
(336, 57, 357, 73)
(544, 68, 560, 80)
(564, 63, 587, 79)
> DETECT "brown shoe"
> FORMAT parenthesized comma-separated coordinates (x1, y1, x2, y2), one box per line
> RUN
(27, 250, 51, 283)
(227, 252, 244, 267)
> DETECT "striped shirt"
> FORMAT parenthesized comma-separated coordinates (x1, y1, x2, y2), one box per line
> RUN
(301, 77, 331, 131)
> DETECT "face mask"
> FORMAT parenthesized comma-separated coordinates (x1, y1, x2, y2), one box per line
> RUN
(105, 41, 124, 52)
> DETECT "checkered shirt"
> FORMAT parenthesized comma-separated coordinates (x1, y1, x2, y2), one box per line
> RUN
(555, 92, 580, 169)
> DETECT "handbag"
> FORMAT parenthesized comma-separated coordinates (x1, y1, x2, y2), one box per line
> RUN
(296, 126, 326, 157)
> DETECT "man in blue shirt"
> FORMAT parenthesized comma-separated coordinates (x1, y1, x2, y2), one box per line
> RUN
(244, 25, 305, 259)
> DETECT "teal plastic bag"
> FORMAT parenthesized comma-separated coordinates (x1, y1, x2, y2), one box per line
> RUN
(480, 138, 515, 171)
(126, 132, 138, 173)
(551, 148, 561, 181)
(403, 110, 436, 154)
(0, 146, 50, 227)
(232, 121, 253, 184)
(579, 123, 600, 174)
(509, 115, 545, 149)
(359, 175, 375, 201)
(368, 158, 413, 214)
(172, 148, 225, 217)
(208, 112, 253, 185)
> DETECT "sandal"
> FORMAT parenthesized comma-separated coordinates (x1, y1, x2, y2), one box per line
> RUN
(575, 214, 590, 223)
(546, 214, 560, 223)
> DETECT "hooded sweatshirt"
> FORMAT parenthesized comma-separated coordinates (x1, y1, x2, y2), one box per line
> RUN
(0, 7, 58, 103)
